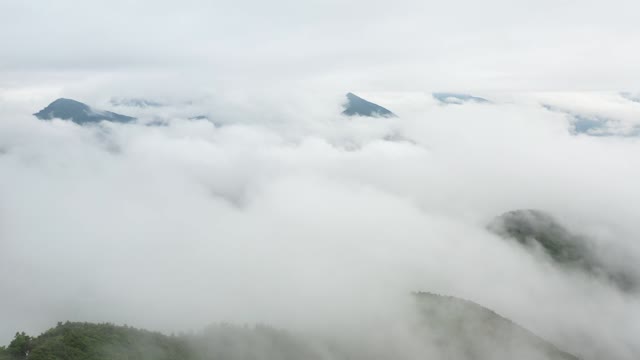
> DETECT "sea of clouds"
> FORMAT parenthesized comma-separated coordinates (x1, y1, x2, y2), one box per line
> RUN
(1, 89, 640, 359)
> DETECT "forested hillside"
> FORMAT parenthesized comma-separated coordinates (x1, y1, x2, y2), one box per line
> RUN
(0, 294, 578, 360)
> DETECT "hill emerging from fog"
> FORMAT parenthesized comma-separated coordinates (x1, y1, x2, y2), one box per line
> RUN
(0, 293, 577, 360)
(412, 292, 578, 360)
(34, 98, 135, 124)
(488, 209, 637, 291)
(342, 92, 396, 117)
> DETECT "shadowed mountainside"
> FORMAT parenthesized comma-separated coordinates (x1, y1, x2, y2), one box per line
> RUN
(488, 209, 637, 291)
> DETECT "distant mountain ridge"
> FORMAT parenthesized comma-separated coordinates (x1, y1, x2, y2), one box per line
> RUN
(34, 98, 135, 124)
(110, 97, 163, 108)
(542, 103, 640, 137)
(433, 92, 489, 105)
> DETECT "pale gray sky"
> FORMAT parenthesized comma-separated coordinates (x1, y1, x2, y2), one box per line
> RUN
(2, 0, 640, 92)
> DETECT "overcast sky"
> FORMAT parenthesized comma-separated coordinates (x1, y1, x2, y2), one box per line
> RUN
(2, 0, 640, 93)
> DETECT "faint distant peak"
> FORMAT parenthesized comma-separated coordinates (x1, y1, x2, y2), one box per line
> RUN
(620, 92, 640, 103)
(110, 97, 163, 108)
(433, 92, 489, 105)
(343, 92, 396, 117)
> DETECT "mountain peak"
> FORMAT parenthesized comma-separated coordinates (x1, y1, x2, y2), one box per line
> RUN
(343, 92, 395, 117)
(34, 98, 135, 124)
(50, 97, 84, 104)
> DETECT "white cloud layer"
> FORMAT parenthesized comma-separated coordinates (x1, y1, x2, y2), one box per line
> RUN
(2, 1, 640, 357)
(1, 92, 640, 359)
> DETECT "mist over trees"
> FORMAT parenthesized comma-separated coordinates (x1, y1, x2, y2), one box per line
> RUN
(0, 293, 579, 360)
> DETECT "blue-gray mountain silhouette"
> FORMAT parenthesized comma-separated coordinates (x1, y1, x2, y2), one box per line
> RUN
(34, 98, 135, 124)
(542, 104, 640, 137)
(433, 93, 489, 105)
(342, 93, 395, 117)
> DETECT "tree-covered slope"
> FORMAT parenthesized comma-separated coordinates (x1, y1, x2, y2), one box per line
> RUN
(412, 292, 578, 360)
(0, 323, 189, 360)
(488, 209, 637, 291)
(0, 294, 580, 360)
(0, 322, 321, 360)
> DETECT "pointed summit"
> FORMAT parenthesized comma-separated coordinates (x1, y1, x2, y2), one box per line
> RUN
(34, 98, 135, 124)
(342, 92, 395, 117)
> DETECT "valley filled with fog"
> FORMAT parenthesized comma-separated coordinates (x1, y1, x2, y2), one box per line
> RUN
(1, 90, 640, 359)
(3, 0, 640, 358)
